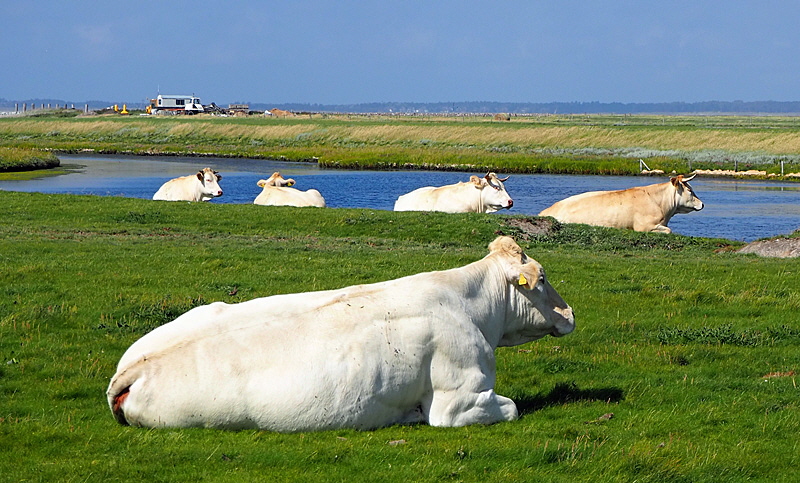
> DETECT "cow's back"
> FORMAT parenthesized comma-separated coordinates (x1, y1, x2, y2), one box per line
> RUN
(153, 176, 198, 201)
(394, 186, 439, 211)
(539, 189, 645, 229)
(394, 184, 477, 212)
(109, 280, 440, 431)
(254, 187, 325, 207)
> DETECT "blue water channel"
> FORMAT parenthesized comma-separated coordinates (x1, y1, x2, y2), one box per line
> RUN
(2, 153, 799, 242)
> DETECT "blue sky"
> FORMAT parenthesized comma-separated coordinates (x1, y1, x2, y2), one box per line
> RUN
(2, 1, 799, 105)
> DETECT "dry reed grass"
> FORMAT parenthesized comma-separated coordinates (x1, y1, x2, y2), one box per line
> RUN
(4, 116, 800, 155)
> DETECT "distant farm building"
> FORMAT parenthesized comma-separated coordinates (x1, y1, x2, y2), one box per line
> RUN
(228, 104, 250, 116)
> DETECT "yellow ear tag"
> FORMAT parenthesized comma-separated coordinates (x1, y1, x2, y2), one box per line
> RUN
(518, 273, 527, 285)
(287, 181, 295, 187)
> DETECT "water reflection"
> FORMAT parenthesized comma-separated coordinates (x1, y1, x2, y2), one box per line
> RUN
(1, 154, 798, 242)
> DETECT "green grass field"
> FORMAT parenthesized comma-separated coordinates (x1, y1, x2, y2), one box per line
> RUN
(2, 191, 799, 482)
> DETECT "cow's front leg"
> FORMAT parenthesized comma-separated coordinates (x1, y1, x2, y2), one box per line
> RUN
(650, 224, 672, 233)
(427, 389, 519, 427)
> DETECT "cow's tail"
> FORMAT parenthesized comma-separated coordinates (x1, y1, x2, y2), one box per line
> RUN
(107, 370, 135, 426)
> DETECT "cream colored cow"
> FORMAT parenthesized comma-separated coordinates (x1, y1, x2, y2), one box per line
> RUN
(152, 168, 223, 202)
(107, 236, 574, 432)
(539, 174, 704, 233)
(253, 172, 325, 207)
(394, 173, 514, 213)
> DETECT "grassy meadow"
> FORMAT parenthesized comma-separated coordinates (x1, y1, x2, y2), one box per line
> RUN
(2, 191, 800, 482)
(3, 113, 800, 176)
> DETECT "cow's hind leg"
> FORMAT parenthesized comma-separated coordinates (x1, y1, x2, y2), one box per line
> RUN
(427, 389, 518, 427)
(111, 386, 131, 425)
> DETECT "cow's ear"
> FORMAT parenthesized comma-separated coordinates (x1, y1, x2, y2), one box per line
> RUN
(516, 264, 540, 290)
(257, 180, 267, 187)
(196, 171, 204, 181)
(215, 172, 222, 181)
(670, 176, 683, 186)
(470, 175, 483, 187)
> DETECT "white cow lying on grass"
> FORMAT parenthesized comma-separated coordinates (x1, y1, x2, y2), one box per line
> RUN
(107, 236, 575, 432)
(539, 174, 704, 233)
(152, 167, 223, 202)
(253, 172, 326, 207)
(394, 173, 514, 213)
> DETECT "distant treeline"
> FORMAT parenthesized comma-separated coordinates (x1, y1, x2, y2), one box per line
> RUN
(4, 98, 800, 115)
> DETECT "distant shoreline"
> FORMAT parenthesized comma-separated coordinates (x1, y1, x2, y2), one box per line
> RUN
(4, 99, 800, 115)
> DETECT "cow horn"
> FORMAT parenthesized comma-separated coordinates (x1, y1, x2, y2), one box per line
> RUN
(497, 175, 509, 182)
(484, 173, 500, 189)
(683, 173, 697, 182)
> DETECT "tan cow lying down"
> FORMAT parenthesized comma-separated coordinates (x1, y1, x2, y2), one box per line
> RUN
(394, 173, 514, 213)
(539, 174, 704, 233)
(253, 172, 326, 207)
(152, 167, 223, 202)
(107, 236, 575, 432)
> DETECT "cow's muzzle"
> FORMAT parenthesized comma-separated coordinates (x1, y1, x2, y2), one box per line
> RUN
(551, 306, 575, 337)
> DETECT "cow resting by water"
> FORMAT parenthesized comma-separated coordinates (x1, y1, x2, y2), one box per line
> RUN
(538, 174, 704, 233)
(107, 236, 574, 432)
(253, 172, 326, 207)
(152, 167, 223, 202)
(394, 173, 514, 213)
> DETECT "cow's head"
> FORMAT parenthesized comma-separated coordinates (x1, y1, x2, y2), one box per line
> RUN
(487, 236, 575, 346)
(469, 173, 514, 213)
(258, 172, 296, 188)
(196, 168, 223, 198)
(671, 174, 704, 213)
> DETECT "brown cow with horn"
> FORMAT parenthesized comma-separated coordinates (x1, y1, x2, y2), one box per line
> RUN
(539, 174, 704, 233)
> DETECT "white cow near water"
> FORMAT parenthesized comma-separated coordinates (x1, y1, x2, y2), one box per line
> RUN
(107, 236, 575, 432)
(253, 172, 326, 207)
(394, 173, 514, 213)
(152, 168, 223, 202)
(538, 174, 704, 233)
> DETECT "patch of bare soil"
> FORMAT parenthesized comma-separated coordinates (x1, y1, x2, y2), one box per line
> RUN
(500, 217, 556, 240)
(738, 235, 800, 258)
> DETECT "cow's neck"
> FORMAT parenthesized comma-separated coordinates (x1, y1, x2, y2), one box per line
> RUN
(442, 257, 509, 348)
(476, 188, 491, 213)
(646, 182, 678, 223)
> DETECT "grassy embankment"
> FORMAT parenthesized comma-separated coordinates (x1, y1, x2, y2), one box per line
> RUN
(3, 114, 800, 176)
(2, 191, 799, 481)
(0, 146, 59, 173)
